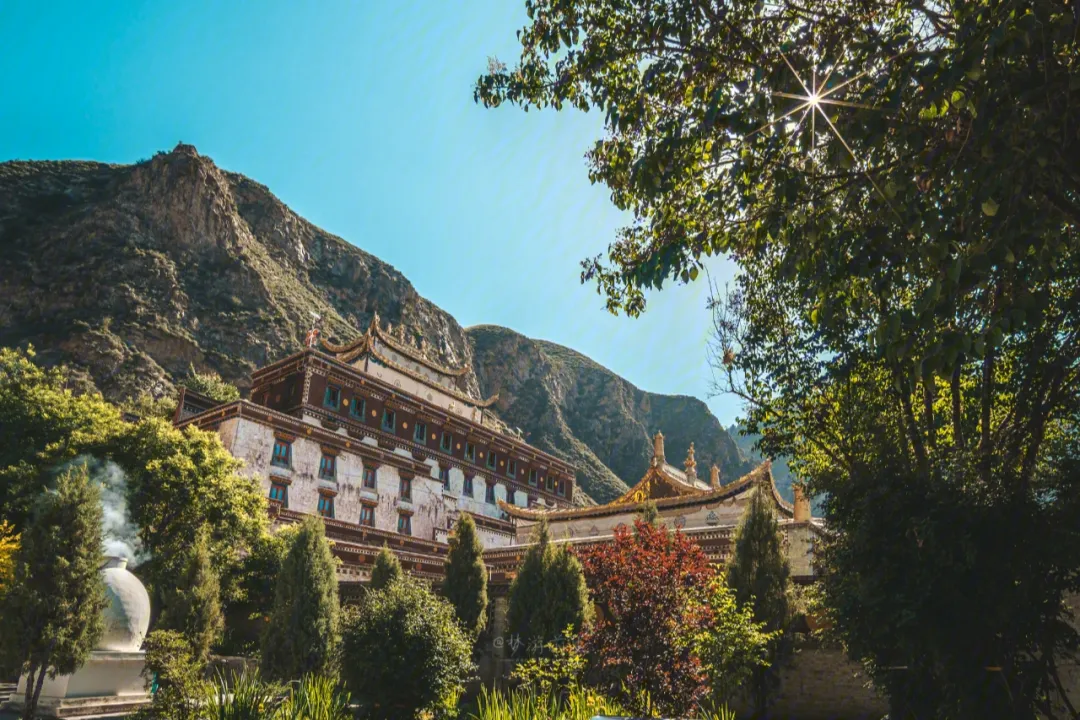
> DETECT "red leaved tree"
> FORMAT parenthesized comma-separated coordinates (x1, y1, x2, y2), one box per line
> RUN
(575, 519, 714, 716)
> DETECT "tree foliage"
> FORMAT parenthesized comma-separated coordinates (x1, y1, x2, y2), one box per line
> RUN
(0, 467, 107, 720)
(340, 577, 474, 720)
(693, 577, 778, 709)
(0, 520, 18, 595)
(726, 479, 790, 712)
(138, 630, 208, 720)
(443, 513, 488, 636)
(507, 520, 591, 656)
(575, 519, 713, 716)
(261, 516, 340, 681)
(478, 2, 1080, 717)
(180, 364, 240, 404)
(156, 526, 224, 664)
(369, 545, 403, 591)
(220, 524, 300, 656)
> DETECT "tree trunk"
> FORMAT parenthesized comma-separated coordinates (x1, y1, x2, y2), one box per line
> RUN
(29, 654, 49, 720)
(21, 664, 37, 720)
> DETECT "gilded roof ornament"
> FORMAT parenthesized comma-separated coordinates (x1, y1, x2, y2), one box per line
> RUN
(684, 442, 697, 479)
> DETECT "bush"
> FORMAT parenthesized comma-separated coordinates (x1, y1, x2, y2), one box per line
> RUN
(368, 545, 401, 590)
(139, 630, 208, 720)
(180, 364, 240, 404)
(341, 577, 473, 719)
(443, 514, 488, 636)
(200, 668, 279, 720)
(261, 517, 340, 681)
(275, 675, 351, 720)
(157, 526, 223, 663)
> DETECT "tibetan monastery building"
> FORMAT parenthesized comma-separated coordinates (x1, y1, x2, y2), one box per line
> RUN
(174, 312, 821, 594)
(174, 313, 577, 593)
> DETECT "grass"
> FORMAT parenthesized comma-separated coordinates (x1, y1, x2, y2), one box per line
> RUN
(469, 685, 737, 720)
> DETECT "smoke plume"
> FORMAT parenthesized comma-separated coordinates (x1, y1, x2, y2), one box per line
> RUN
(60, 455, 146, 566)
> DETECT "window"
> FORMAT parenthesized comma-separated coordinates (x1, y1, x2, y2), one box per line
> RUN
(397, 513, 412, 535)
(363, 467, 377, 489)
(400, 476, 412, 501)
(350, 397, 366, 420)
(485, 482, 496, 504)
(323, 385, 341, 410)
(271, 440, 291, 468)
(507, 460, 517, 478)
(382, 409, 396, 433)
(546, 475, 554, 492)
(317, 494, 335, 518)
(439, 466, 450, 489)
(529, 469, 538, 487)
(465, 443, 475, 462)
(269, 482, 288, 507)
(319, 454, 336, 481)
(440, 432, 452, 452)
(414, 422, 427, 444)
(557, 479, 566, 497)
(359, 504, 375, 527)
(463, 475, 474, 497)
(486, 451, 496, 470)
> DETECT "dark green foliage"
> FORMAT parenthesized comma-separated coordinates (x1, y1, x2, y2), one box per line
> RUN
(443, 513, 488, 636)
(637, 500, 659, 526)
(340, 577, 474, 719)
(507, 520, 591, 656)
(369, 544, 402, 591)
(138, 630, 207, 720)
(156, 526, 224, 663)
(726, 481, 790, 712)
(219, 525, 298, 656)
(0, 467, 107, 720)
(261, 516, 340, 681)
(180, 364, 240, 404)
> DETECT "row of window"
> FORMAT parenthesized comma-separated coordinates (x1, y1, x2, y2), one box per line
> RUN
(320, 384, 566, 494)
(271, 483, 414, 535)
(273, 437, 567, 498)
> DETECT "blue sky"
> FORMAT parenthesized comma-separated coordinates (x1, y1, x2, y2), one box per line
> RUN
(0, 0, 745, 427)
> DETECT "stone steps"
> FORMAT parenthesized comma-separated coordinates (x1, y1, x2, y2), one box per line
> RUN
(0, 684, 16, 706)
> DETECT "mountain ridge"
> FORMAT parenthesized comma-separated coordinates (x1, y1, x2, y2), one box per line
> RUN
(0, 144, 756, 505)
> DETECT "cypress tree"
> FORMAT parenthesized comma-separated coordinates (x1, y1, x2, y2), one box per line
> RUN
(369, 544, 403, 590)
(261, 516, 340, 681)
(507, 520, 590, 655)
(157, 525, 224, 663)
(443, 513, 488, 636)
(638, 500, 660, 527)
(0, 467, 107, 720)
(726, 477, 791, 714)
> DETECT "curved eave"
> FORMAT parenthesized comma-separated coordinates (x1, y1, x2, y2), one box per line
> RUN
(367, 347, 500, 409)
(502, 462, 777, 522)
(371, 324, 471, 378)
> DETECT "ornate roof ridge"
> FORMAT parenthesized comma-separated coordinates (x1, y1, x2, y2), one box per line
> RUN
(369, 319, 470, 378)
(366, 345, 500, 409)
(502, 461, 778, 521)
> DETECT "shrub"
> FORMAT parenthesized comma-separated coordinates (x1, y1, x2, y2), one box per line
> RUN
(443, 513, 488, 636)
(201, 668, 279, 720)
(274, 675, 351, 720)
(139, 630, 208, 720)
(261, 517, 340, 681)
(341, 577, 474, 719)
(157, 526, 224, 663)
(471, 685, 625, 720)
(180, 364, 240, 404)
(509, 627, 586, 697)
(506, 520, 591, 656)
(576, 518, 713, 717)
(368, 545, 402, 590)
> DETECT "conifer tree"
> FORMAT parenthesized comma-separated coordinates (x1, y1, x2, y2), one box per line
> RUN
(726, 478, 791, 714)
(507, 520, 590, 655)
(637, 500, 660, 527)
(261, 516, 340, 681)
(369, 544, 402, 590)
(0, 467, 107, 720)
(443, 513, 488, 636)
(157, 525, 224, 663)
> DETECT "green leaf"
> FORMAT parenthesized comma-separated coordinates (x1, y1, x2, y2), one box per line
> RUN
(982, 198, 999, 217)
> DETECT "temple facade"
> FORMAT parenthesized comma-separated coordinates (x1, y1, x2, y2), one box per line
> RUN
(485, 431, 821, 586)
(174, 313, 577, 592)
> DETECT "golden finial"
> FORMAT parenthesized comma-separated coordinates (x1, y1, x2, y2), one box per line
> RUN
(652, 431, 666, 466)
(710, 464, 721, 489)
(684, 442, 697, 479)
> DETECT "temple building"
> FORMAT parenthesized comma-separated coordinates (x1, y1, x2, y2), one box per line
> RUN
(174, 312, 577, 593)
(485, 431, 821, 585)
(174, 314, 820, 595)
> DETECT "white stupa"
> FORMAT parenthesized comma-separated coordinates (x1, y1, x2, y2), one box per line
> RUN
(8, 556, 153, 719)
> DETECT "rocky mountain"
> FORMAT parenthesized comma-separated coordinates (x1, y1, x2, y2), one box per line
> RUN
(727, 423, 825, 514)
(0, 144, 752, 504)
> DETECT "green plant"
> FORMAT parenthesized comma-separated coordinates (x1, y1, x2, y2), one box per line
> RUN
(726, 477, 790, 712)
(443, 513, 488, 636)
(158, 525, 224, 663)
(341, 577, 473, 719)
(274, 675, 351, 720)
(181, 364, 240, 404)
(470, 685, 626, 720)
(261, 516, 340, 681)
(368, 544, 401, 590)
(201, 668, 280, 720)
(0, 466, 107, 720)
(509, 627, 586, 696)
(506, 520, 591, 656)
(139, 630, 208, 720)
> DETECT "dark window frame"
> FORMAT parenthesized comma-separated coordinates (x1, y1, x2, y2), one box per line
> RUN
(400, 476, 412, 501)
(359, 504, 375, 527)
(350, 396, 366, 420)
(269, 483, 288, 507)
(486, 451, 497, 470)
(440, 432, 453, 452)
(485, 482, 496, 504)
(271, 440, 292, 468)
(414, 422, 427, 444)
(397, 513, 412, 536)
(507, 460, 517, 478)
(323, 385, 341, 410)
(382, 409, 396, 433)
(317, 494, 335, 518)
(362, 467, 377, 489)
(463, 475, 474, 497)
(319, 454, 336, 481)
(465, 443, 475, 462)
